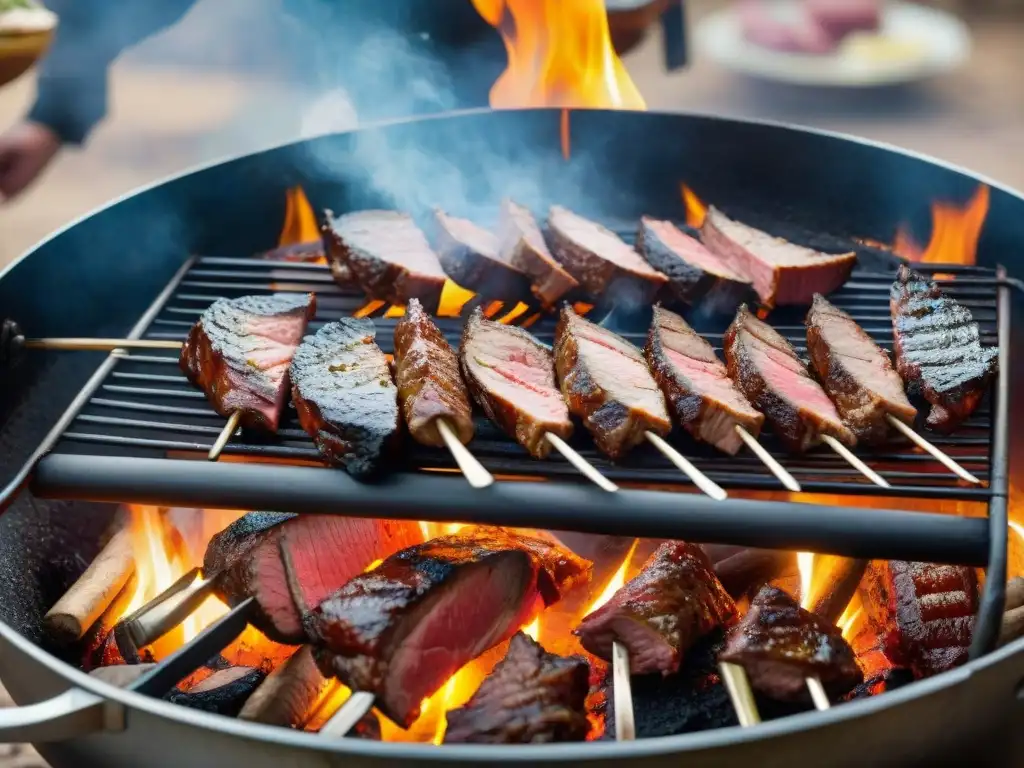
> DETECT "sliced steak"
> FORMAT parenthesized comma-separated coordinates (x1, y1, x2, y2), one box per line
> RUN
(575, 541, 737, 676)
(497, 199, 579, 307)
(290, 318, 399, 476)
(444, 631, 590, 744)
(306, 527, 592, 727)
(548, 205, 668, 305)
(701, 207, 856, 308)
(725, 304, 856, 452)
(806, 293, 917, 444)
(555, 306, 671, 460)
(646, 305, 764, 455)
(890, 265, 997, 432)
(433, 209, 533, 302)
(180, 293, 316, 432)
(205, 512, 422, 644)
(322, 209, 447, 310)
(862, 561, 978, 679)
(460, 307, 573, 459)
(719, 586, 863, 702)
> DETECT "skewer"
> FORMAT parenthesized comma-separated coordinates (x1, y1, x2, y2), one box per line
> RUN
(118, 567, 216, 650)
(821, 435, 890, 488)
(734, 425, 802, 492)
(23, 338, 183, 351)
(544, 432, 619, 492)
(208, 411, 242, 461)
(436, 418, 494, 489)
(805, 675, 831, 711)
(319, 690, 376, 738)
(886, 414, 982, 485)
(718, 662, 761, 727)
(611, 640, 636, 741)
(645, 432, 727, 501)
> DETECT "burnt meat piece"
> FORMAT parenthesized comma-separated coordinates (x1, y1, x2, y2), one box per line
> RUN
(555, 306, 671, 460)
(322, 210, 447, 310)
(433, 209, 533, 302)
(575, 541, 737, 676)
(548, 205, 667, 305)
(393, 297, 474, 447)
(497, 199, 579, 307)
(306, 527, 591, 728)
(165, 667, 266, 717)
(725, 304, 856, 452)
(460, 307, 573, 459)
(290, 318, 399, 476)
(256, 241, 325, 263)
(890, 265, 997, 432)
(806, 293, 917, 444)
(180, 293, 316, 432)
(646, 305, 764, 455)
(701, 207, 856, 308)
(444, 632, 590, 744)
(863, 561, 978, 679)
(204, 511, 421, 644)
(719, 586, 863, 702)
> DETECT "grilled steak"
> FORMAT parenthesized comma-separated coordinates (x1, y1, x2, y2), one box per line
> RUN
(646, 305, 764, 455)
(701, 207, 856, 308)
(433, 209, 533, 302)
(890, 265, 997, 432)
(306, 527, 592, 727)
(205, 511, 422, 644)
(548, 205, 668, 304)
(290, 318, 399, 476)
(180, 293, 316, 432)
(806, 293, 917, 444)
(555, 306, 671, 460)
(393, 298, 474, 447)
(725, 304, 856, 452)
(575, 541, 737, 676)
(460, 307, 573, 459)
(862, 561, 978, 679)
(444, 631, 590, 744)
(323, 209, 447, 310)
(637, 217, 753, 311)
(497, 199, 579, 307)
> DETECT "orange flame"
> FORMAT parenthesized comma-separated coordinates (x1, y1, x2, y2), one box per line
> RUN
(437, 280, 478, 318)
(796, 552, 815, 610)
(893, 185, 990, 265)
(584, 539, 639, 615)
(278, 186, 320, 247)
(681, 184, 708, 229)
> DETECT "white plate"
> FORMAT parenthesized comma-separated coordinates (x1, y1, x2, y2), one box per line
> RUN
(696, 1, 971, 87)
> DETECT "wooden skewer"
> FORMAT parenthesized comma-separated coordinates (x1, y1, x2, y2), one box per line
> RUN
(24, 338, 183, 351)
(805, 675, 831, 711)
(319, 690, 376, 738)
(821, 435, 890, 488)
(645, 432, 727, 501)
(208, 411, 242, 461)
(886, 414, 982, 485)
(612, 641, 636, 741)
(718, 662, 761, 727)
(544, 432, 619, 492)
(437, 418, 494, 489)
(734, 425, 802, 492)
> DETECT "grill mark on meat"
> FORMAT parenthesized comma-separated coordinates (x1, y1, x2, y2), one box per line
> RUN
(180, 293, 315, 432)
(290, 318, 399, 477)
(433, 209, 533, 303)
(497, 199, 579, 307)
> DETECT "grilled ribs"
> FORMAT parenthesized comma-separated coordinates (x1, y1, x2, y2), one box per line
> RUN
(180, 293, 316, 432)
(433, 209, 533, 302)
(555, 306, 671, 460)
(306, 527, 591, 727)
(725, 304, 856, 452)
(460, 307, 573, 459)
(890, 265, 997, 432)
(646, 305, 764, 455)
(575, 541, 737, 676)
(497, 199, 579, 307)
(290, 318, 399, 476)
(393, 298, 474, 447)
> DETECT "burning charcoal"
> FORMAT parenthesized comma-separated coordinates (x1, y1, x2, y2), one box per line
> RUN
(845, 667, 914, 700)
(701, 544, 797, 599)
(239, 646, 331, 728)
(89, 663, 157, 688)
(497, 199, 579, 307)
(433, 209, 533, 303)
(165, 666, 266, 717)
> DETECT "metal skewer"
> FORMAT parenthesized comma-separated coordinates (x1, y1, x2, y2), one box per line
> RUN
(208, 411, 242, 461)
(805, 675, 831, 711)
(645, 432, 727, 500)
(886, 414, 982, 485)
(821, 435, 890, 488)
(734, 425, 802, 492)
(437, 418, 494, 489)
(24, 338, 183, 351)
(544, 432, 619, 492)
(319, 690, 376, 737)
(118, 567, 216, 650)
(719, 662, 761, 727)
(611, 641, 636, 741)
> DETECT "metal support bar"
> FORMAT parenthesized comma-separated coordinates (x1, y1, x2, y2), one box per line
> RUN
(0, 688, 121, 743)
(661, 1, 687, 70)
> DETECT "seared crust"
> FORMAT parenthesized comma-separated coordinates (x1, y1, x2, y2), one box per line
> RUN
(433, 209, 533, 303)
(497, 199, 579, 308)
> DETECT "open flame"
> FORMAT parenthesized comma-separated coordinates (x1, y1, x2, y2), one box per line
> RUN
(893, 185, 989, 265)
(796, 551, 815, 610)
(681, 184, 708, 229)
(278, 186, 320, 248)
(584, 539, 639, 616)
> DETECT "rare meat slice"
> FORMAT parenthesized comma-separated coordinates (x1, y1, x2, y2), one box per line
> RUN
(548, 205, 667, 304)
(290, 318, 399, 476)
(575, 541, 737, 676)
(701, 207, 856, 308)
(862, 561, 978, 679)
(646, 305, 764, 455)
(890, 265, 997, 432)
(444, 631, 590, 744)
(555, 306, 671, 459)
(725, 304, 856, 452)
(180, 293, 316, 432)
(806, 293, 917, 444)
(637, 217, 753, 312)
(204, 512, 422, 644)
(322, 210, 447, 310)
(460, 307, 573, 459)
(393, 298, 474, 447)
(433, 209, 533, 302)
(497, 199, 579, 307)
(719, 586, 863, 701)
(306, 527, 592, 727)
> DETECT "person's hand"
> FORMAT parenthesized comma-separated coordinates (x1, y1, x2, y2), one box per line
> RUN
(0, 121, 61, 203)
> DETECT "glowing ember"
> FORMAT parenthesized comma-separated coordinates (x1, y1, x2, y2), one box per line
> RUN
(383, 304, 406, 319)
(584, 539, 639, 615)
(278, 186, 320, 247)
(893, 185, 990, 265)
(837, 603, 864, 641)
(680, 184, 707, 229)
(437, 279, 477, 318)
(353, 299, 386, 319)
(497, 302, 531, 325)
(523, 617, 540, 641)
(796, 551, 815, 609)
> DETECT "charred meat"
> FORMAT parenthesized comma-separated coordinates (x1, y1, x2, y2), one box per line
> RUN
(497, 199, 579, 307)
(460, 307, 573, 459)
(256, 241, 325, 264)
(555, 306, 671, 460)
(180, 293, 315, 432)
(433, 209, 533, 302)
(646, 305, 764, 455)
(719, 586, 863, 702)
(575, 541, 737, 676)
(890, 265, 997, 432)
